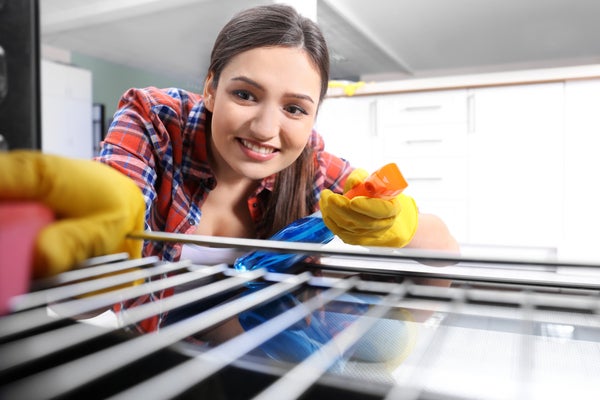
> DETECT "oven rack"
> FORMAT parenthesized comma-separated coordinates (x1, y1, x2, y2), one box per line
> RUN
(1, 236, 600, 400)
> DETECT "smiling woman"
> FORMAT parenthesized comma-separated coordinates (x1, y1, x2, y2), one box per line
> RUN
(95, 4, 458, 335)
(96, 4, 341, 260)
(96, 3, 458, 261)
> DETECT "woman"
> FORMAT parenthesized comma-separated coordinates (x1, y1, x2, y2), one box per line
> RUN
(96, 4, 458, 266)
(95, 5, 458, 352)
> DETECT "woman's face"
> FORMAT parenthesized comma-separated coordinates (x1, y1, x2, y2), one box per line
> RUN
(203, 46, 322, 181)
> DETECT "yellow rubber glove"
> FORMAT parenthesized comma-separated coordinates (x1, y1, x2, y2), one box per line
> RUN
(319, 168, 418, 248)
(0, 151, 145, 278)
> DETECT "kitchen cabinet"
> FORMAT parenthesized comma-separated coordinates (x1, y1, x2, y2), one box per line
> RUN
(319, 76, 600, 255)
(41, 60, 93, 159)
(317, 90, 470, 242)
(375, 89, 470, 242)
(561, 79, 600, 260)
(466, 83, 564, 248)
(315, 95, 381, 172)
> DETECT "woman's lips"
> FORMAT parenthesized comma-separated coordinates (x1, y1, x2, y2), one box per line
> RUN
(238, 138, 278, 161)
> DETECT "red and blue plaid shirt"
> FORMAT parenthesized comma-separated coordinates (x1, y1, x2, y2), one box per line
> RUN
(96, 87, 353, 262)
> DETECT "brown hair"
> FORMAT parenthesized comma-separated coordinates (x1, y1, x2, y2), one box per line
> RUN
(206, 4, 330, 237)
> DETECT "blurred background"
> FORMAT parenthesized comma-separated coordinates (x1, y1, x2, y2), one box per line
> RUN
(39, 0, 600, 84)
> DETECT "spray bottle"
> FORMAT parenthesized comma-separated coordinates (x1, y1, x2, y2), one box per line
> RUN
(233, 163, 408, 273)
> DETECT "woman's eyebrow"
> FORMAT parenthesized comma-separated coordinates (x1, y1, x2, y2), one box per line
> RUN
(231, 76, 263, 90)
(231, 76, 315, 104)
(287, 92, 315, 104)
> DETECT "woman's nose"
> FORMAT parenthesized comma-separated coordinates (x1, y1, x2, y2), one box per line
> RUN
(249, 104, 280, 140)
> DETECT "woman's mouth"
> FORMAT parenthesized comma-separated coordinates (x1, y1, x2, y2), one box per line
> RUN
(239, 138, 278, 155)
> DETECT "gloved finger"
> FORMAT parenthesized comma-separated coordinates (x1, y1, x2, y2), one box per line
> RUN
(1, 152, 136, 218)
(322, 188, 398, 221)
(321, 215, 383, 245)
(324, 207, 395, 234)
(0, 151, 145, 278)
(322, 190, 420, 248)
(343, 168, 369, 194)
(34, 206, 144, 278)
(347, 196, 401, 219)
(318, 188, 340, 207)
(320, 190, 395, 235)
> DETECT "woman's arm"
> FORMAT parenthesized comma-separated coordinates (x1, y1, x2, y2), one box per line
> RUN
(408, 213, 460, 253)
(407, 212, 459, 287)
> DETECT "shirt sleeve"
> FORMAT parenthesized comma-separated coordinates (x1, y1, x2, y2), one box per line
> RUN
(95, 88, 162, 230)
(95, 87, 201, 261)
(310, 130, 354, 199)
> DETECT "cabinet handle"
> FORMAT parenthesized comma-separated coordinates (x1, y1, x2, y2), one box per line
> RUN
(467, 93, 475, 133)
(404, 105, 442, 112)
(405, 139, 443, 145)
(369, 100, 378, 137)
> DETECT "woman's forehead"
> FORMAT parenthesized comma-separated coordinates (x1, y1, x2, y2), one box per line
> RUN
(220, 47, 322, 95)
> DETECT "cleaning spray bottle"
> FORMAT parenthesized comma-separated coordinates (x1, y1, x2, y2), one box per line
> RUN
(233, 163, 408, 273)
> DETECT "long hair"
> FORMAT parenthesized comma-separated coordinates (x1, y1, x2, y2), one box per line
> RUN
(206, 4, 330, 237)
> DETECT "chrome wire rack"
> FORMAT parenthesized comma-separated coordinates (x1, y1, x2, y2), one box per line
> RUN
(1, 234, 600, 400)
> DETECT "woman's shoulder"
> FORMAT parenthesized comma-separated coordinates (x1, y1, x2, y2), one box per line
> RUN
(118, 87, 203, 113)
(308, 130, 354, 193)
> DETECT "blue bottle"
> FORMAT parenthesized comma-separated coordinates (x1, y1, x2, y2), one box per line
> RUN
(233, 211, 334, 273)
(233, 163, 408, 273)
(236, 164, 411, 366)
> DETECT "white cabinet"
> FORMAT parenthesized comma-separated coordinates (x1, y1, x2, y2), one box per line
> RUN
(376, 90, 470, 242)
(319, 78, 599, 254)
(315, 96, 381, 173)
(317, 90, 470, 243)
(467, 83, 564, 249)
(41, 60, 93, 159)
(561, 79, 600, 260)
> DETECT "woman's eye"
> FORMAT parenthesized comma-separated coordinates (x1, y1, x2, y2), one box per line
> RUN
(233, 90, 254, 101)
(285, 105, 308, 116)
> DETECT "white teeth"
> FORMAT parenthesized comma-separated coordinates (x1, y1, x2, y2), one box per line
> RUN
(240, 139, 275, 154)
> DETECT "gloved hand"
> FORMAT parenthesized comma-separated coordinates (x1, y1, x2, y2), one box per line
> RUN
(0, 151, 145, 278)
(319, 168, 418, 248)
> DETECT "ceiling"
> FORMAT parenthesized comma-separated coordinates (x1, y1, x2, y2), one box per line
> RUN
(39, 0, 600, 84)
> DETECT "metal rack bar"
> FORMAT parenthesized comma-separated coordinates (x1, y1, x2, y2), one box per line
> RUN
(107, 278, 359, 400)
(0, 259, 197, 339)
(0, 273, 312, 400)
(129, 230, 600, 270)
(9, 257, 185, 312)
(252, 286, 406, 400)
(0, 265, 249, 373)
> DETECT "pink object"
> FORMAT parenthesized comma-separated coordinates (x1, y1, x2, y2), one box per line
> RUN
(0, 202, 55, 315)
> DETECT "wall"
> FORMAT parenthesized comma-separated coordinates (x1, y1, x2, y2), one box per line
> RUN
(70, 52, 203, 132)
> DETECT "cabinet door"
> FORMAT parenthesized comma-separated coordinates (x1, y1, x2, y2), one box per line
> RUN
(561, 79, 600, 261)
(467, 83, 564, 248)
(377, 89, 470, 242)
(315, 96, 381, 172)
(41, 60, 93, 159)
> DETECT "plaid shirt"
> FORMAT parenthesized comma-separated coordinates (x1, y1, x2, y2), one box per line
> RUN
(96, 87, 353, 262)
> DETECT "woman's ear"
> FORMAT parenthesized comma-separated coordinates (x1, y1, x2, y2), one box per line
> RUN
(203, 72, 216, 112)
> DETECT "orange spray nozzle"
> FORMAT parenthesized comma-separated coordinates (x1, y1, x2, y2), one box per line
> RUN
(344, 163, 408, 200)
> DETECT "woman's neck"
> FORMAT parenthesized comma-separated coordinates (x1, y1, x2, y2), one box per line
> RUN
(207, 138, 259, 198)
(195, 142, 259, 238)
